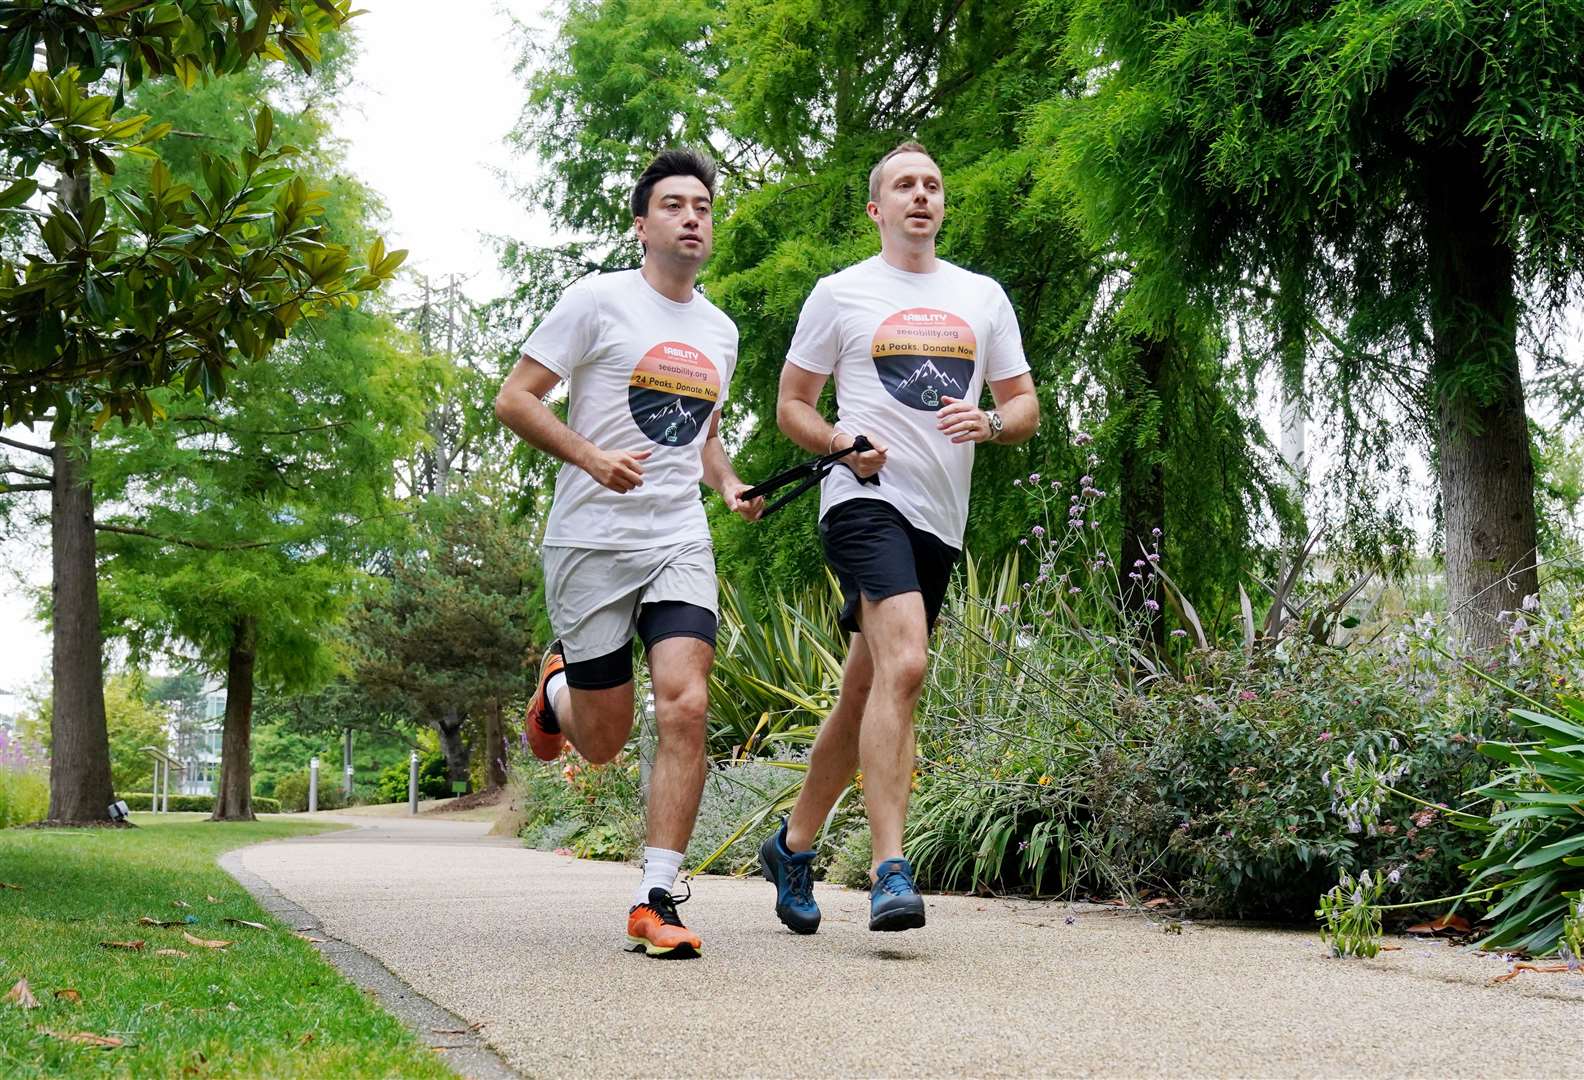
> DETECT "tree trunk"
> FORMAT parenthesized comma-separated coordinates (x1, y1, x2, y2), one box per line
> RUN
(210, 617, 257, 821)
(46, 424, 116, 824)
(1423, 141, 1538, 650)
(484, 698, 507, 790)
(434, 707, 469, 794)
(1119, 334, 1167, 649)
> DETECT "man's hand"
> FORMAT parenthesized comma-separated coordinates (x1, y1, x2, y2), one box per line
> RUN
(585, 447, 651, 492)
(835, 431, 887, 478)
(723, 481, 765, 522)
(937, 397, 992, 444)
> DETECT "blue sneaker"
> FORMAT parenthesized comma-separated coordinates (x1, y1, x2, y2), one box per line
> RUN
(758, 818, 820, 934)
(869, 856, 926, 931)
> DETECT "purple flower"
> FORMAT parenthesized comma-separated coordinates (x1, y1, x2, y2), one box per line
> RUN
(1079, 474, 1094, 487)
(1387, 869, 1401, 884)
(1013, 478, 1022, 487)
(997, 604, 1011, 615)
(1073, 432, 1093, 446)
(1017, 839, 1029, 852)
(1029, 473, 1041, 483)
(1147, 553, 1160, 562)
(1069, 519, 1083, 529)
(1050, 480, 1060, 490)
(1170, 629, 1187, 639)
(1019, 537, 1029, 545)
(1238, 690, 1257, 701)
(1064, 914, 1077, 925)
(1144, 599, 1160, 612)
(1134, 559, 1146, 568)
(1317, 731, 1334, 742)
(1151, 527, 1162, 538)
(1068, 586, 1081, 595)
(1089, 520, 1100, 529)
(1031, 525, 1045, 538)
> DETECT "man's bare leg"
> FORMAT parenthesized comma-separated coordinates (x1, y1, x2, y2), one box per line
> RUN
(643, 635, 713, 851)
(553, 681, 637, 764)
(785, 635, 874, 851)
(849, 592, 929, 873)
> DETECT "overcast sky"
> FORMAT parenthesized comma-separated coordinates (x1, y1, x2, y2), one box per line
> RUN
(0, 1, 562, 703)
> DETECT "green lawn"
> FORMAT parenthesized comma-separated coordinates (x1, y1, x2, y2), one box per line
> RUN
(0, 814, 455, 1079)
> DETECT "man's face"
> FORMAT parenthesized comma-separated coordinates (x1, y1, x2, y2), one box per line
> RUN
(634, 175, 713, 265)
(867, 152, 944, 245)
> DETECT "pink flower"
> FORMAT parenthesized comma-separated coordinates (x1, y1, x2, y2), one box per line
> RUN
(1318, 731, 1334, 742)
(1031, 525, 1045, 538)
(1238, 690, 1258, 702)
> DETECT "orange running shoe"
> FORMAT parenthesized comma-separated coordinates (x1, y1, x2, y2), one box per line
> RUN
(626, 887, 702, 959)
(525, 642, 566, 761)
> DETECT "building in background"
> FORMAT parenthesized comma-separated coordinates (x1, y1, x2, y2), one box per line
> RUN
(171, 688, 226, 795)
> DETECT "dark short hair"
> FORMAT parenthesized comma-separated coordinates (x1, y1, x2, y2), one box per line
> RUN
(868, 140, 934, 202)
(631, 148, 717, 218)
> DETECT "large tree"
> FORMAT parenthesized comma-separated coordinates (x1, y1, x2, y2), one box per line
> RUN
(347, 499, 541, 790)
(1049, 0, 1584, 647)
(0, 2, 402, 824)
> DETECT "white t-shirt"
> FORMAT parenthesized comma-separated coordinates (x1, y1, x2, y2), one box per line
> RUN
(524, 269, 738, 550)
(786, 255, 1029, 547)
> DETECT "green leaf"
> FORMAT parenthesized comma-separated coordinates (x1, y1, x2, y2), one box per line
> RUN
(0, 178, 37, 210)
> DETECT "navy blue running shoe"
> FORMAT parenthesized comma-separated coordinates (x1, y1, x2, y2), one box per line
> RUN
(758, 818, 820, 934)
(869, 856, 925, 931)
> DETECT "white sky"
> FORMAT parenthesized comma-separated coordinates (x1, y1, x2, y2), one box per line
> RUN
(0, 1, 563, 700)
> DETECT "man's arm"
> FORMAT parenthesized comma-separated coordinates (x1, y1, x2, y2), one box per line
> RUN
(775, 362, 887, 478)
(700, 412, 764, 521)
(494, 355, 650, 493)
(937, 372, 1039, 445)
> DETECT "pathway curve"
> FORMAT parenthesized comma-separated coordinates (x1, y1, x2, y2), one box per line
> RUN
(233, 814, 1584, 1078)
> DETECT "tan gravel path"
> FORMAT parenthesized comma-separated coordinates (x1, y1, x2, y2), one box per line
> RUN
(236, 814, 1584, 1079)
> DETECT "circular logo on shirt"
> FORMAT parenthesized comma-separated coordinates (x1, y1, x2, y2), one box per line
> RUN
(871, 308, 977, 411)
(628, 341, 720, 445)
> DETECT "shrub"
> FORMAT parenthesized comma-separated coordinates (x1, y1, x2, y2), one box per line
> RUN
(272, 770, 351, 813)
(122, 793, 282, 813)
(510, 747, 644, 862)
(375, 751, 449, 803)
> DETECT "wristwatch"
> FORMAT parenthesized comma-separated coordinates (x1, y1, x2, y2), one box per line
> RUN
(986, 409, 1004, 442)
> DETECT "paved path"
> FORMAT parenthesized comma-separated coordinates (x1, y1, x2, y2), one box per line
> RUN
(234, 814, 1584, 1079)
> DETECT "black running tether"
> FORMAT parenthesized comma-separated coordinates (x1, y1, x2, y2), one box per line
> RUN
(742, 435, 881, 518)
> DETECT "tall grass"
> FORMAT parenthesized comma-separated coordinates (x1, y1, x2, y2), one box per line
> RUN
(0, 728, 49, 827)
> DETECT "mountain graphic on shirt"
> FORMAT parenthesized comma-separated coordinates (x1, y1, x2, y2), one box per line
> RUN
(896, 359, 966, 398)
(643, 398, 701, 433)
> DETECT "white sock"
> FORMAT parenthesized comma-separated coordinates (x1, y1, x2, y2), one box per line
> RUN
(545, 671, 568, 723)
(635, 847, 684, 906)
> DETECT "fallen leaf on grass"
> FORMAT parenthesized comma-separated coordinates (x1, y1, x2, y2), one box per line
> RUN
(293, 934, 326, 944)
(98, 940, 145, 951)
(5, 978, 39, 1009)
(181, 931, 230, 950)
(154, 949, 189, 959)
(1404, 912, 1472, 935)
(40, 1029, 123, 1048)
(171, 900, 191, 910)
(297, 1032, 315, 1047)
(54, 989, 82, 1004)
(138, 917, 184, 929)
(223, 918, 268, 931)
(205, 896, 221, 904)
(0, 882, 22, 891)
(1492, 962, 1571, 985)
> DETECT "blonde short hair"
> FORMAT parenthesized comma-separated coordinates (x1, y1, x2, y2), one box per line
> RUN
(868, 140, 934, 202)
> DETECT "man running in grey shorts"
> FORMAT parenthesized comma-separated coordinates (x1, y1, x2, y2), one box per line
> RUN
(494, 148, 762, 958)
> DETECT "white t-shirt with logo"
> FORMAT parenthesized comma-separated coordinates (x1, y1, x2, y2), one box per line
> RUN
(524, 269, 738, 550)
(786, 255, 1029, 548)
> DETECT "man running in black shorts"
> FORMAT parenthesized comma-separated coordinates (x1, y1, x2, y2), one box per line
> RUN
(758, 141, 1040, 933)
(496, 149, 762, 958)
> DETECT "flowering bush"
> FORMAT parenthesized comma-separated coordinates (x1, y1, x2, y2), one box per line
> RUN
(509, 745, 644, 862)
(0, 728, 49, 828)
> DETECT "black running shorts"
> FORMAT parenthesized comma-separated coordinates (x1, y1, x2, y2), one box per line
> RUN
(819, 498, 961, 635)
(563, 601, 718, 690)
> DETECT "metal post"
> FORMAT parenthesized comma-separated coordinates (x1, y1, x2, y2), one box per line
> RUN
(161, 759, 170, 812)
(409, 751, 419, 815)
(309, 757, 319, 813)
(343, 728, 354, 796)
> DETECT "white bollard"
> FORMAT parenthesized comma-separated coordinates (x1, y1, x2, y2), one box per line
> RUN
(309, 757, 319, 813)
(408, 750, 419, 815)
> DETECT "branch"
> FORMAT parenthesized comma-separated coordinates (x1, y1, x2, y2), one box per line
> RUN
(1, 464, 52, 481)
(93, 523, 279, 551)
(0, 435, 51, 458)
(0, 482, 51, 493)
